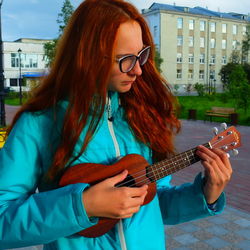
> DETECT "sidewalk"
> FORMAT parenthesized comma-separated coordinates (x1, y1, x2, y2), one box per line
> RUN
(4, 105, 250, 250)
(166, 119, 250, 249)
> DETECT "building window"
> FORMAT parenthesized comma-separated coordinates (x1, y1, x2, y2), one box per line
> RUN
(200, 37, 205, 48)
(188, 54, 194, 64)
(200, 54, 205, 64)
(189, 20, 194, 30)
(221, 55, 227, 65)
(11, 53, 38, 68)
(243, 26, 247, 35)
(189, 36, 194, 47)
(210, 70, 215, 80)
(210, 55, 216, 64)
(177, 69, 182, 79)
(188, 69, 193, 79)
(177, 36, 183, 46)
(199, 70, 204, 80)
(153, 25, 158, 37)
(210, 38, 216, 48)
(200, 21, 205, 31)
(232, 40, 237, 50)
(222, 39, 227, 49)
(177, 53, 182, 63)
(242, 55, 248, 63)
(232, 24, 237, 35)
(10, 78, 18, 86)
(177, 18, 183, 29)
(222, 23, 227, 33)
(11, 53, 20, 67)
(210, 22, 216, 32)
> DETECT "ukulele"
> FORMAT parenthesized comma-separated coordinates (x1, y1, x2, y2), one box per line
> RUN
(59, 125, 241, 238)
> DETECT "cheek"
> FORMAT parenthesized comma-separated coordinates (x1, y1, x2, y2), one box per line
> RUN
(107, 67, 123, 88)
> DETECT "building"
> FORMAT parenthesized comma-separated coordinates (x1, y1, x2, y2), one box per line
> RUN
(3, 38, 50, 92)
(143, 3, 250, 94)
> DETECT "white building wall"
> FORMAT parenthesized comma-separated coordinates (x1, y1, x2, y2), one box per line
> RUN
(144, 8, 249, 94)
(3, 39, 49, 92)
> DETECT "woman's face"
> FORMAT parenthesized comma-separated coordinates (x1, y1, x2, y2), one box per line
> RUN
(107, 21, 144, 93)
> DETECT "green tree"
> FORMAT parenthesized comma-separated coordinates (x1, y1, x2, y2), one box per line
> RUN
(242, 25, 250, 63)
(154, 49, 163, 73)
(44, 0, 74, 66)
(219, 62, 237, 89)
(228, 64, 250, 112)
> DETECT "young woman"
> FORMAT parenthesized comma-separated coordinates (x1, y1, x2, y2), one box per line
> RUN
(0, 0, 232, 249)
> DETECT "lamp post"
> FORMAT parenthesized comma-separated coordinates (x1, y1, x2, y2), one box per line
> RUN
(0, 0, 5, 127)
(18, 48, 22, 105)
(208, 64, 212, 94)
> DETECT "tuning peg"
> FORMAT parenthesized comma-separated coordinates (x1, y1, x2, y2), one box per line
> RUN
(232, 149, 239, 156)
(221, 123, 227, 130)
(212, 127, 218, 135)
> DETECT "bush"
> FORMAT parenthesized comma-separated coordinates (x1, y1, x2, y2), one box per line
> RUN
(194, 83, 205, 96)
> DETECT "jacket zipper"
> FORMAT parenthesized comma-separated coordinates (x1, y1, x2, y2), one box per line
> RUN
(107, 97, 127, 250)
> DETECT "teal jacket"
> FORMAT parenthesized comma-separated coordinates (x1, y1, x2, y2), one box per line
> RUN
(0, 92, 225, 249)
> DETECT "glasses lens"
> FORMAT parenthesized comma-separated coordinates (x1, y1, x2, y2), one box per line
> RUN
(139, 47, 150, 66)
(120, 56, 136, 73)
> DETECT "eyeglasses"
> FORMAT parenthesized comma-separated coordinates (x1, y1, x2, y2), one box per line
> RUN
(116, 46, 151, 73)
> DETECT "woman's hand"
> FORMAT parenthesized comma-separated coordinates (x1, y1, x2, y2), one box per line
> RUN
(82, 170, 148, 219)
(196, 145, 233, 204)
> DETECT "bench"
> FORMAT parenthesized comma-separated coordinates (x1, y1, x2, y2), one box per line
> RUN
(205, 107, 238, 124)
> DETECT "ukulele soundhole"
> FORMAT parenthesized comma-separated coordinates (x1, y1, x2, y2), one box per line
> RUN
(115, 174, 136, 187)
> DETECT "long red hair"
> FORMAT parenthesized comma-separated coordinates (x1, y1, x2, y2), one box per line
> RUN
(9, 0, 181, 181)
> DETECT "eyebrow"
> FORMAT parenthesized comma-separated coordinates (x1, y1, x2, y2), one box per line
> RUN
(116, 46, 145, 58)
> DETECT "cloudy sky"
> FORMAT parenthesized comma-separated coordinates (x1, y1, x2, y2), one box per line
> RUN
(2, 0, 250, 41)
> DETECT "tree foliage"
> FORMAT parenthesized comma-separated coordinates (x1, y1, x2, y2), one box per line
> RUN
(44, 0, 74, 66)
(154, 49, 163, 73)
(227, 64, 250, 112)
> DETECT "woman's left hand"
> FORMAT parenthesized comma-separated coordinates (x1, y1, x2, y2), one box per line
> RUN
(196, 145, 233, 204)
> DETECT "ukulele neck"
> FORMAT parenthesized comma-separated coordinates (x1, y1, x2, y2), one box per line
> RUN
(149, 143, 211, 182)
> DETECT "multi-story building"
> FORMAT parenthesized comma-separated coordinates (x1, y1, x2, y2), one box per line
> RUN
(3, 38, 50, 92)
(143, 3, 250, 93)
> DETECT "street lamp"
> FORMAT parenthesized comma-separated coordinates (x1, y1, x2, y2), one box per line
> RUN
(18, 48, 22, 105)
(0, 0, 5, 127)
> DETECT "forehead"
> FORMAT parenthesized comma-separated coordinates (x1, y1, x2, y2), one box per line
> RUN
(114, 21, 143, 54)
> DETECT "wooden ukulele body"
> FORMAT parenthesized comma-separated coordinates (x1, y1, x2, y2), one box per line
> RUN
(59, 154, 156, 238)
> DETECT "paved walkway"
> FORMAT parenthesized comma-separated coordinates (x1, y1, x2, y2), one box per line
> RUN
(3, 105, 250, 250)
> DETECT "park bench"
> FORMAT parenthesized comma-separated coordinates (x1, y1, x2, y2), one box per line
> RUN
(205, 107, 238, 125)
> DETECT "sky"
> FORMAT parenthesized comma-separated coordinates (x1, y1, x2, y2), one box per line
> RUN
(2, 0, 250, 41)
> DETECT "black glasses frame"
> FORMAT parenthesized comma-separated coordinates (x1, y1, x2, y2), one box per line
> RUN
(116, 46, 151, 73)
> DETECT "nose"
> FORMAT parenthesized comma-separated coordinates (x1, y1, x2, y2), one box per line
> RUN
(128, 60, 142, 77)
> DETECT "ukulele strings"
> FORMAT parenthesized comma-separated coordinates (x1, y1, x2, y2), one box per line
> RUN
(116, 134, 233, 188)
(116, 147, 198, 188)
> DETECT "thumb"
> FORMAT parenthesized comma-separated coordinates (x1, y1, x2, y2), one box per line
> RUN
(108, 169, 128, 186)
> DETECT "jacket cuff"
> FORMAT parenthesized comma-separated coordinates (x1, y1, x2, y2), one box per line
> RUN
(194, 172, 226, 215)
(71, 183, 99, 228)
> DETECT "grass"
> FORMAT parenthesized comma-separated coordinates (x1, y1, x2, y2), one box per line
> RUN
(177, 94, 250, 126)
(4, 94, 250, 126)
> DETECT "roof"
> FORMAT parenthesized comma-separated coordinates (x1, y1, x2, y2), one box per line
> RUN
(146, 3, 250, 22)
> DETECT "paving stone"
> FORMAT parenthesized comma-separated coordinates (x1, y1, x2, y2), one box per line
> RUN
(205, 237, 230, 248)
(234, 218, 250, 227)
(235, 229, 250, 240)
(192, 230, 213, 240)
(235, 240, 250, 250)
(205, 225, 229, 235)
(179, 224, 200, 233)
(174, 233, 199, 245)
(208, 216, 229, 225)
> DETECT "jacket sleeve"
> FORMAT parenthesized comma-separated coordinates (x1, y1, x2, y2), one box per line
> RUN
(157, 173, 226, 225)
(0, 113, 97, 249)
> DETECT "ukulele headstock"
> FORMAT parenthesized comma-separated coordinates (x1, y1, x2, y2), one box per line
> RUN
(209, 123, 241, 155)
